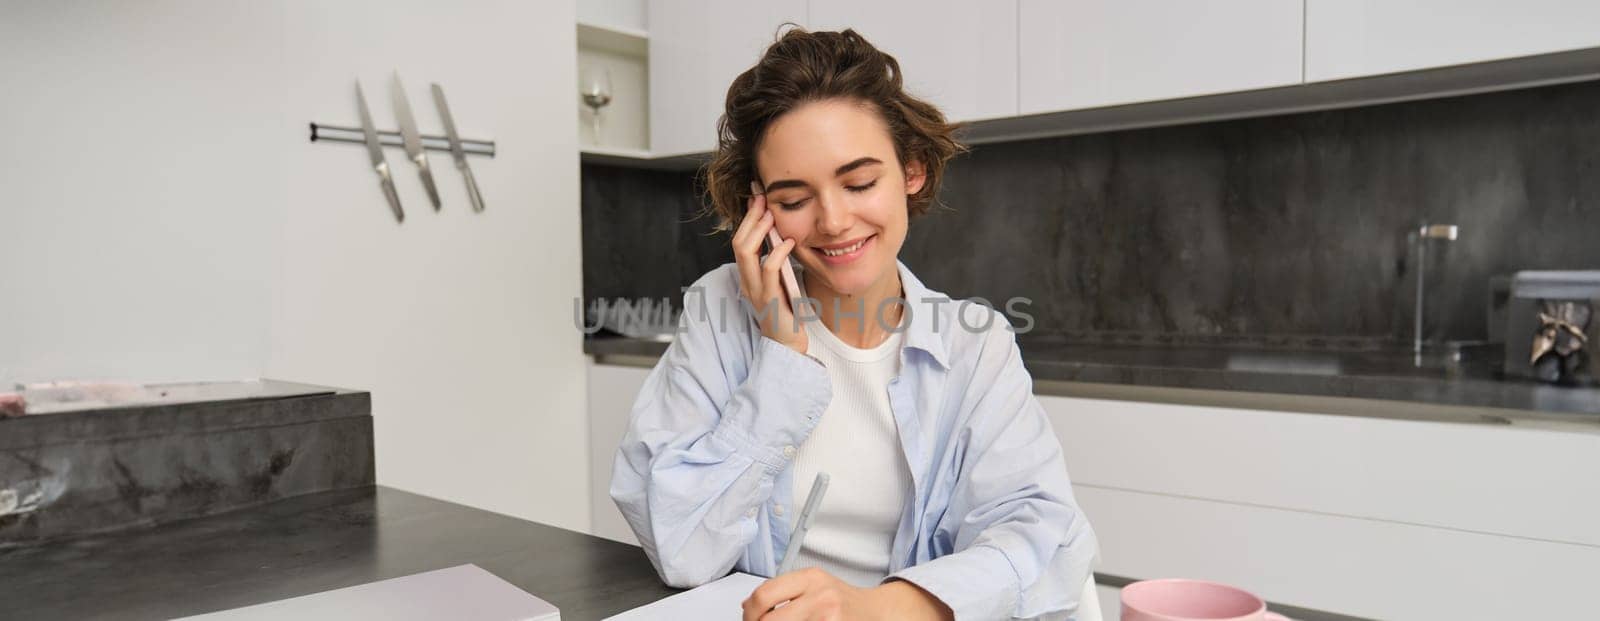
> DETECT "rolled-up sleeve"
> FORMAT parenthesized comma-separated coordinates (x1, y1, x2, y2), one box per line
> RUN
(889, 317, 1098, 620)
(609, 282, 832, 588)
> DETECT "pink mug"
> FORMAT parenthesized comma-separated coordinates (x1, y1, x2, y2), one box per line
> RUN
(1121, 579, 1291, 621)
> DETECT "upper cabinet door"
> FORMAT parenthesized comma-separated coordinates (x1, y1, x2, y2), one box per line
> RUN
(809, 0, 1019, 123)
(1018, 0, 1303, 115)
(1305, 0, 1600, 82)
(648, 0, 806, 157)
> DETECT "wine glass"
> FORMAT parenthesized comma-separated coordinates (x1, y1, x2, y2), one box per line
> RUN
(582, 67, 613, 145)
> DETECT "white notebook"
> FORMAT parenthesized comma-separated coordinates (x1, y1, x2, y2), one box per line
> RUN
(603, 572, 765, 620)
(178, 564, 559, 621)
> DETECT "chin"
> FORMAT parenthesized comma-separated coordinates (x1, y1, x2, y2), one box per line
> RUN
(807, 252, 893, 297)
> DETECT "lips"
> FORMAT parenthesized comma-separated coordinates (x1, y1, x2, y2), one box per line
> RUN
(817, 236, 870, 256)
(812, 234, 876, 266)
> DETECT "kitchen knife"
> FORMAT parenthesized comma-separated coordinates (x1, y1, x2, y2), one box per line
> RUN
(391, 72, 442, 210)
(356, 81, 404, 223)
(430, 83, 486, 212)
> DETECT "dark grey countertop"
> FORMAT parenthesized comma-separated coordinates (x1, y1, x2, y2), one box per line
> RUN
(0, 486, 677, 621)
(0, 485, 1374, 621)
(584, 336, 1600, 421)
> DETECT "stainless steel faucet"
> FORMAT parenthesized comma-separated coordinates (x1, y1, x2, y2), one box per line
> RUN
(1410, 223, 1459, 354)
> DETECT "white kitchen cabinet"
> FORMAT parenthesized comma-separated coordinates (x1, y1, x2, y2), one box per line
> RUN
(1045, 394, 1600, 619)
(647, 0, 806, 157)
(587, 360, 655, 545)
(1076, 484, 1599, 620)
(1096, 584, 1122, 621)
(1017, 0, 1303, 115)
(808, 0, 1019, 123)
(1306, 0, 1600, 83)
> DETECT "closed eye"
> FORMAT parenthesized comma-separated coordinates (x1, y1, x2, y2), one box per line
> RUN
(775, 179, 878, 210)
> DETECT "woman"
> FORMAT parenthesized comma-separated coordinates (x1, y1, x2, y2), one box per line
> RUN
(610, 27, 1097, 621)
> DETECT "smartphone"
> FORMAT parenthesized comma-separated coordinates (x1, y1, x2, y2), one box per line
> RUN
(753, 181, 804, 309)
(767, 228, 804, 308)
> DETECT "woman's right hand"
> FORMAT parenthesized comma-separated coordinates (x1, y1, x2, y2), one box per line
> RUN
(733, 184, 807, 355)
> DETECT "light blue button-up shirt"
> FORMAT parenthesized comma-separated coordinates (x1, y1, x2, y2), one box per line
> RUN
(610, 260, 1098, 620)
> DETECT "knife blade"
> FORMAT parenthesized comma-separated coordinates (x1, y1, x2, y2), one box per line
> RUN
(391, 72, 441, 210)
(356, 81, 404, 223)
(430, 83, 486, 213)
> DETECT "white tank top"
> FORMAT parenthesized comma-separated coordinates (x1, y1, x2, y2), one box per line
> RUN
(788, 316, 912, 587)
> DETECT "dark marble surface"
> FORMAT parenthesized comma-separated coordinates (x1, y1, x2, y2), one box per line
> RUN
(581, 163, 727, 306)
(582, 79, 1600, 346)
(910, 79, 1600, 344)
(0, 383, 374, 545)
(0, 486, 678, 621)
(1016, 340, 1600, 417)
(584, 336, 1600, 419)
(0, 380, 359, 449)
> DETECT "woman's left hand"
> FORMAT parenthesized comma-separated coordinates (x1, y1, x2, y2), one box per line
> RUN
(741, 568, 953, 621)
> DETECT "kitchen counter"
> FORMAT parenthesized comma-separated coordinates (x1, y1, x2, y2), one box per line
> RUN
(585, 336, 1600, 428)
(0, 484, 1379, 621)
(0, 486, 677, 620)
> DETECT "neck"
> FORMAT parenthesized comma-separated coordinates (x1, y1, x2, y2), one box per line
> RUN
(803, 264, 905, 349)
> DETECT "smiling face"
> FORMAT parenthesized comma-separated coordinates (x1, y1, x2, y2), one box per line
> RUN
(755, 98, 926, 300)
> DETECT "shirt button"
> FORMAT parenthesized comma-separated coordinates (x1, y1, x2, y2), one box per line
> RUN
(782, 445, 797, 459)
(745, 507, 757, 519)
(773, 504, 785, 517)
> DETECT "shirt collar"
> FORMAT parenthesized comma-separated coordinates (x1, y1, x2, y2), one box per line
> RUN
(894, 259, 952, 370)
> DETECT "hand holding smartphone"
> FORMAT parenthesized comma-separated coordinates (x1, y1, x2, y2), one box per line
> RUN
(740, 181, 808, 353)
(751, 181, 803, 311)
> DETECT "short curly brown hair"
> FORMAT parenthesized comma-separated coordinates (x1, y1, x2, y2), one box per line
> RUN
(701, 26, 967, 231)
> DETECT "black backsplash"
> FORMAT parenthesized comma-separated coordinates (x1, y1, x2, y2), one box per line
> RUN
(580, 164, 726, 305)
(582, 79, 1600, 347)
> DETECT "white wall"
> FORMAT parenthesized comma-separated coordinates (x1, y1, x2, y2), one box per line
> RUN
(0, 1, 283, 384)
(578, 0, 647, 31)
(1, 0, 590, 532)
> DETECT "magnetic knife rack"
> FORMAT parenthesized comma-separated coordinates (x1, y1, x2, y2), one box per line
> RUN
(308, 122, 496, 157)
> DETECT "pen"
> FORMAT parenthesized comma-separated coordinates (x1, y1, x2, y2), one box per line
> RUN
(776, 472, 829, 575)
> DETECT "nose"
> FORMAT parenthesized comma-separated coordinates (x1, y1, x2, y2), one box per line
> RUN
(814, 189, 855, 238)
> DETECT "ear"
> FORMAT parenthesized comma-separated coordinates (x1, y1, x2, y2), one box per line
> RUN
(903, 160, 927, 196)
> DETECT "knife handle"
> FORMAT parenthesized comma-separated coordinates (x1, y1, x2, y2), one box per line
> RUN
(380, 179, 405, 223)
(461, 165, 486, 213)
(416, 156, 442, 210)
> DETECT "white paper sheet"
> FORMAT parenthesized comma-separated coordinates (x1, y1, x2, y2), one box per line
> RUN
(603, 572, 766, 620)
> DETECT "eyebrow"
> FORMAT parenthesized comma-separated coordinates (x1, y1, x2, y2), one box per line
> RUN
(761, 157, 884, 193)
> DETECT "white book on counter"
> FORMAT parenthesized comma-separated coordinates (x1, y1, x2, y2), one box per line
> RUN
(176, 564, 559, 621)
(603, 572, 765, 620)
